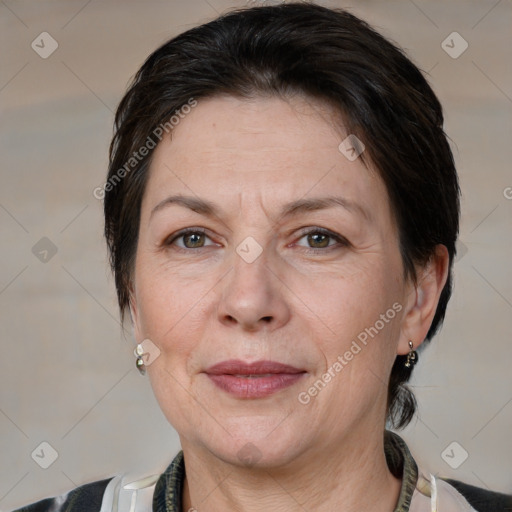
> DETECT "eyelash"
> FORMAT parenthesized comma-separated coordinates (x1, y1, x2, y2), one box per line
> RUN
(165, 227, 349, 253)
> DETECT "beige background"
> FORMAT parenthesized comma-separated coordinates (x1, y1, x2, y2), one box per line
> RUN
(1, 0, 511, 509)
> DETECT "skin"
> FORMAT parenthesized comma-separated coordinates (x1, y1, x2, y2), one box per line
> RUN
(130, 95, 449, 511)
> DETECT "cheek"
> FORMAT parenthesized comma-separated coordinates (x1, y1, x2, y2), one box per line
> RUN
(302, 260, 403, 375)
(309, 260, 398, 325)
(134, 258, 198, 333)
(132, 260, 219, 378)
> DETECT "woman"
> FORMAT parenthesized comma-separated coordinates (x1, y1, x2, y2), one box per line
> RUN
(13, 3, 511, 511)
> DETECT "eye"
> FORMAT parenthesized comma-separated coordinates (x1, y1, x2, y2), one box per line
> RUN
(165, 228, 217, 249)
(295, 228, 348, 250)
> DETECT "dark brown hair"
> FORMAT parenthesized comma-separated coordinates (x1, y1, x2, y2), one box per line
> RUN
(104, 3, 460, 428)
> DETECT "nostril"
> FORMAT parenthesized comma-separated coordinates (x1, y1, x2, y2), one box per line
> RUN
(261, 316, 272, 323)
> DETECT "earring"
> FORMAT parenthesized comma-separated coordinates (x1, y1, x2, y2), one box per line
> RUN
(134, 343, 146, 376)
(404, 341, 417, 368)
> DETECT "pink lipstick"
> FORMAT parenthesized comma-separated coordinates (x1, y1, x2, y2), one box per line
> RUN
(204, 360, 306, 398)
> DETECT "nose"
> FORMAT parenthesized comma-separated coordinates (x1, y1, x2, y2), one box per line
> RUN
(217, 248, 291, 332)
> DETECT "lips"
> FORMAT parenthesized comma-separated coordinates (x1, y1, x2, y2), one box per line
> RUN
(205, 360, 304, 375)
(204, 360, 306, 398)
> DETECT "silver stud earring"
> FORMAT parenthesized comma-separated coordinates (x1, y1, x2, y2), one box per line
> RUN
(404, 340, 417, 368)
(134, 343, 146, 375)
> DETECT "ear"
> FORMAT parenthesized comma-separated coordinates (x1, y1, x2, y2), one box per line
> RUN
(398, 244, 450, 355)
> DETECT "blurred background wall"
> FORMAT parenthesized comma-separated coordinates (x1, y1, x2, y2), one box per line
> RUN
(1, 0, 511, 508)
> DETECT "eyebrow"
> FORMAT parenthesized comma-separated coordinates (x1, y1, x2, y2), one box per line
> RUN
(150, 194, 371, 222)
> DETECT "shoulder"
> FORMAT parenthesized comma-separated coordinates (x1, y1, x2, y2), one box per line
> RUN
(11, 477, 114, 512)
(443, 478, 512, 512)
(11, 470, 164, 512)
(10, 453, 183, 512)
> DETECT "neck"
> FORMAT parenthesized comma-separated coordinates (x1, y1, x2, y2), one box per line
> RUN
(181, 428, 401, 512)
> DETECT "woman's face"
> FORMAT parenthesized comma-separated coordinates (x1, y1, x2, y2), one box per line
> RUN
(131, 95, 415, 467)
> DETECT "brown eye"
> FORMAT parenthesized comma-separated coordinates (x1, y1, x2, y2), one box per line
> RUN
(295, 228, 348, 251)
(182, 232, 206, 248)
(166, 229, 216, 249)
(307, 232, 330, 248)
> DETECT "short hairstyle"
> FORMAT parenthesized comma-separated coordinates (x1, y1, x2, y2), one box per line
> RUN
(104, 3, 460, 428)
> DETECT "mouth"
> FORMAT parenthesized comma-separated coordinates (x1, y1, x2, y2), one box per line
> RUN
(204, 360, 306, 398)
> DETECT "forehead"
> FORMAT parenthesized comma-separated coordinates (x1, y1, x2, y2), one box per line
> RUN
(142, 95, 392, 226)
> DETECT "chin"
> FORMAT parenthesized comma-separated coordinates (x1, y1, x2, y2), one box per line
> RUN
(199, 417, 310, 469)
